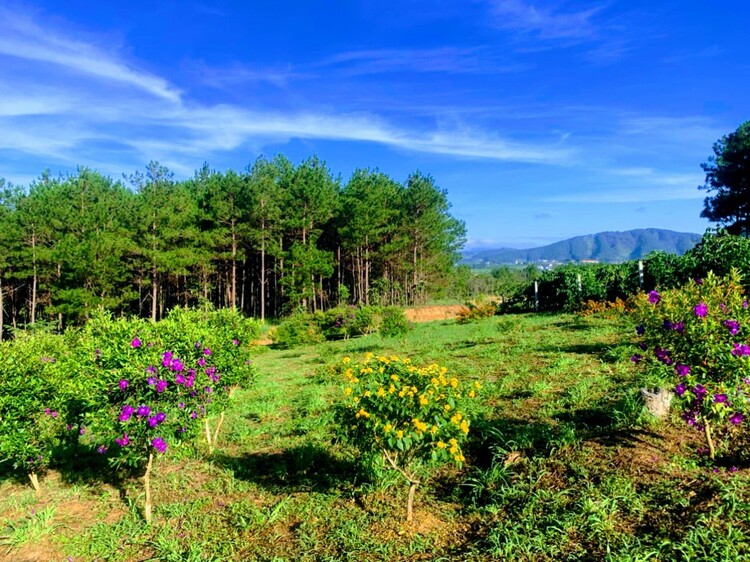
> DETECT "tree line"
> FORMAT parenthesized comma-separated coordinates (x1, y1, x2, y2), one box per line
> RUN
(0, 156, 466, 336)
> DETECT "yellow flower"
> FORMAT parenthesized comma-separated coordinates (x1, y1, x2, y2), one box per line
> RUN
(474, 382, 482, 389)
(450, 378, 459, 388)
(449, 446, 458, 454)
(342, 357, 351, 364)
(430, 425, 438, 434)
(377, 387, 386, 397)
(460, 420, 469, 434)
(469, 390, 476, 398)
(390, 374, 399, 382)
(384, 423, 393, 432)
(390, 355, 400, 362)
(454, 454, 465, 462)
(419, 396, 429, 406)
(344, 387, 352, 396)
(363, 390, 371, 397)
(436, 441, 446, 449)
(388, 384, 396, 394)
(396, 430, 404, 439)
(444, 403, 451, 411)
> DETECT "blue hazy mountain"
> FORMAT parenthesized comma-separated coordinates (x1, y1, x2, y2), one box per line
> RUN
(463, 229, 702, 265)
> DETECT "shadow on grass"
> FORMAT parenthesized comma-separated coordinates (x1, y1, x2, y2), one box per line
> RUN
(213, 442, 362, 493)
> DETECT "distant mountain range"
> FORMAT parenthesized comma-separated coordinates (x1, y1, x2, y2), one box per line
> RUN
(463, 229, 702, 266)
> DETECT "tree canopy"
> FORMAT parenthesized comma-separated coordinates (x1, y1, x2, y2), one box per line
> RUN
(0, 157, 466, 333)
(700, 120, 750, 236)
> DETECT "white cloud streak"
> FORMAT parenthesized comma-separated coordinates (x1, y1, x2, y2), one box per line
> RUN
(0, 7, 181, 103)
(489, 0, 602, 40)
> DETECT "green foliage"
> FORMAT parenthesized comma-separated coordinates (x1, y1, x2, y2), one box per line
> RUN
(272, 313, 325, 349)
(700, 120, 750, 235)
(0, 333, 69, 476)
(378, 307, 411, 339)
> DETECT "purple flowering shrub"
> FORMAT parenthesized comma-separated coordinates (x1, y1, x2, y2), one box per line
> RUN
(102, 344, 219, 469)
(633, 270, 750, 459)
(0, 334, 68, 494)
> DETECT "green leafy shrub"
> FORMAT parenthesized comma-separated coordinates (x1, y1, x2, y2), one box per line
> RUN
(379, 307, 411, 339)
(332, 354, 478, 521)
(272, 313, 324, 349)
(0, 333, 69, 495)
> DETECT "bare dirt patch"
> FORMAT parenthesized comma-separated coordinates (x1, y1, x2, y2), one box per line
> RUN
(404, 305, 468, 323)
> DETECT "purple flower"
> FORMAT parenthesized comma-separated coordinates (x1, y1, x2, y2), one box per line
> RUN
(175, 373, 186, 385)
(136, 405, 151, 417)
(732, 343, 750, 357)
(639, 342, 648, 351)
(675, 364, 690, 377)
(232, 339, 239, 346)
(694, 302, 708, 318)
(730, 412, 744, 425)
(654, 347, 673, 366)
(115, 433, 130, 447)
(205, 386, 213, 394)
(190, 411, 198, 419)
(203, 348, 212, 356)
(147, 377, 157, 385)
(148, 416, 159, 428)
(635, 324, 646, 336)
(131, 337, 141, 348)
(672, 321, 685, 333)
(630, 354, 643, 364)
(146, 365, 157, 375)
(744, 300, 749, 309)
(648, 291, 661, 304)
(119, 405, 135, 422)
(155, 412, 166, 423)
(79, 427, 86, 435)
(720, 303, 727, 312)
(96, 445, 108, 454)
(195, 341, 202, 349)
(178, 402, 185, 409)
(198, 357, 206, 367)
(118, 379, 129, 390)
(730, 466, 739, 473)
(67, 424, 74, 431)
(162, 351, 174, 367)
(674, 382, 687, 396)
(155, 379, 168, 393)
(724, 320, 741, 336)
(151, 436, 167, 454)
(662, 319, 674, 330)
(691, 384, 707, 400)
(713, 393, 728, 403)
(694, 278, 703, 285)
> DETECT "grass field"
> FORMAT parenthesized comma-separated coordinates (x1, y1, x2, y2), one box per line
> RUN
(2, 313, 750, 561)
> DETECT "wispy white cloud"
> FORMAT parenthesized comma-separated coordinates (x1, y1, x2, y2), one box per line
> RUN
(0, 6, 181, 103)
(0, 8, 574, 178)
(488, 0, 602, 40)
(316, 47, 528, 75)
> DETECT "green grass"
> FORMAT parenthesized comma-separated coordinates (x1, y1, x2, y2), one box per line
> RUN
(2, 312, 750, 561)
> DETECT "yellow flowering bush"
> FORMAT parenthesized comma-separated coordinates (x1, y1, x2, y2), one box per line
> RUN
(332, 353, 478, 521)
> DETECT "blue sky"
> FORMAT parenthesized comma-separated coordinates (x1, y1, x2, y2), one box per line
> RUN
(0, 1, 747, 248)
